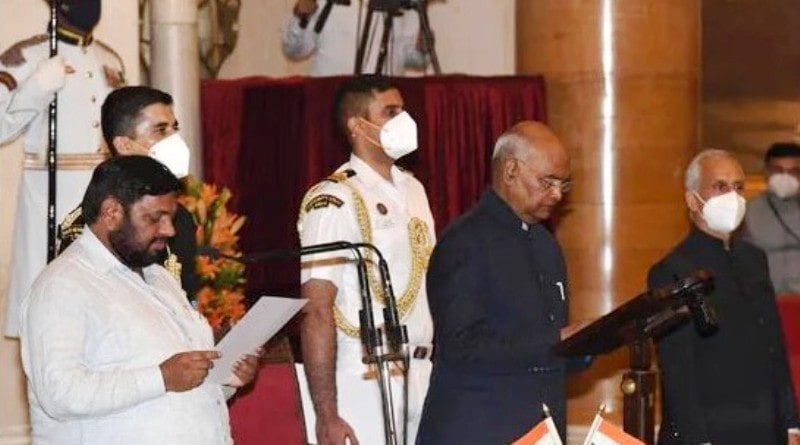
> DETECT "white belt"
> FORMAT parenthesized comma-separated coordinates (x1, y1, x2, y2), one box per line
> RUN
(23, 152, 107, 170)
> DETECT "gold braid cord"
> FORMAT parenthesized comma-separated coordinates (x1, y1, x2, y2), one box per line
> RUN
(332, 180, 433, 338)
(54, 206, 184, 282)
(163, 245, 183, 285)
(299, 174, 433, 338)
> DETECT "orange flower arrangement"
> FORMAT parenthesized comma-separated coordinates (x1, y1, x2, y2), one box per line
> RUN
(179, 177, 247, 336)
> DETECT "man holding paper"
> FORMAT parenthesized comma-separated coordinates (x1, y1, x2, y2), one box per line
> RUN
(19, 155, 259, 444)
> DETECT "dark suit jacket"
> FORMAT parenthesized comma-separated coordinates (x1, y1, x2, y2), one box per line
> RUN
(649, 227, 799, 445)
(417, 189, 569, 444)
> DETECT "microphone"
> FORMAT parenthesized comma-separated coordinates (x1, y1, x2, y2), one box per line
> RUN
(213, 238, 404, 444)
(198, 241, 408, 357)
(671, 271, 718, 336)
(197, 241, 352, 263)
(350, 243, 408, 359)
(685, 293, 718, 336)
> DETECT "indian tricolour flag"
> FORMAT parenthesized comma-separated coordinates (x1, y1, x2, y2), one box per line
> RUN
(510, 404, 563, 445)
(582, 407, 645, 445)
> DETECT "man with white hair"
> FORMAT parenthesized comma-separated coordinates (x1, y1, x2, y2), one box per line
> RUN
(650, 149, 800, 445)
(418, 121, 588, 443)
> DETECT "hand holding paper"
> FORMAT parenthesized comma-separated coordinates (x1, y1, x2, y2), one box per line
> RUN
(225, 347, 263, 387)
(208, 296, 307, 385)
(160, 350, 221, 392)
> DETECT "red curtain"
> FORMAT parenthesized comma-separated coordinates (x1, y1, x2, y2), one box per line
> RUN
(201, 75, 547, 297)
(777, 297, 800, 408)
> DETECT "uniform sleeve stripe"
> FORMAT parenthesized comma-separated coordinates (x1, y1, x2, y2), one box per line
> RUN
(0, 71, 17, 91)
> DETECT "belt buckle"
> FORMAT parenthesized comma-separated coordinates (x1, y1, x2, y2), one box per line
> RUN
(412, 346, 429, 360)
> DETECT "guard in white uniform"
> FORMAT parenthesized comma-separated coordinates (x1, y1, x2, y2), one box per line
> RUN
(282, 0, 428, 76)
(296, 76, 435, 444)
(0, 0, 125, 337)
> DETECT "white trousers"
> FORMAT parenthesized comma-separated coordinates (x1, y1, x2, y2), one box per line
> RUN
(296, 354, 431, 444)
(5, 168, 93, 337)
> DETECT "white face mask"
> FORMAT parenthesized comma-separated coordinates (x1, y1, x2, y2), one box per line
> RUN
(363, 111, 418, 160)
(694, 191, 747, 234)
(768, 173, 800, 199)
(149, 133, 191, 178)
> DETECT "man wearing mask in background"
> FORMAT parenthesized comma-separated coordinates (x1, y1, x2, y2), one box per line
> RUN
(1, 0, 125, 337)
(282, 0, 429, 76)
(741, 143, 800, 295)
(55, 86, 198, 303)
(296, 75, 436, 444)
(649, 149, 799, 445)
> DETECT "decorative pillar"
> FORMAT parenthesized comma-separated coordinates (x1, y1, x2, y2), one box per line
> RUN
(150, 0, 202, 179)
(517, 0, 700, 431)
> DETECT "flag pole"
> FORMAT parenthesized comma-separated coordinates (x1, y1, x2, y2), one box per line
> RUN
(581, 403, 607, 445)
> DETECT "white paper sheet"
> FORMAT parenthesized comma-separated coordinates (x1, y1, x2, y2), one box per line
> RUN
(208, 296, 307, 384)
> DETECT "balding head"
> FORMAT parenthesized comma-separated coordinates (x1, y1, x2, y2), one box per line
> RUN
(492, 121, 561, 159)
(492, 121, 571, 223)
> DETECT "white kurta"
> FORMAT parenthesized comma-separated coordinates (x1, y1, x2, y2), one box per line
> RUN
(20, 229, 232, 445)
(1, 37, 123, 337)
(282, 2, 426, 76)
(296, 154, 435, 444)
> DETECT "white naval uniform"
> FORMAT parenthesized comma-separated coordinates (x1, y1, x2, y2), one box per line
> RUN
(282, 2, 426, 76)
(0, 36, 124, 337)
(296, 154, 435, 444)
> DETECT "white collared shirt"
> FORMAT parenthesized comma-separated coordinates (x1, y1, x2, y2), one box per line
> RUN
(282, 3, 426, 76)
(19, 229, 231, 445)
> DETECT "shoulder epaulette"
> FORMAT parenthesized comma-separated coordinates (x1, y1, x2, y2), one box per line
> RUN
(56, 206, 85, 255)
(94, 39, 126, 78)
(0, 34, 48, 67)
(324, 169, 356, 183)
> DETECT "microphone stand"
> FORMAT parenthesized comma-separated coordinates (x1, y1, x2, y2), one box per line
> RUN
(352, 245, 400, 445)
(352, 242, 409, 445)
(214, 240, 407, 444)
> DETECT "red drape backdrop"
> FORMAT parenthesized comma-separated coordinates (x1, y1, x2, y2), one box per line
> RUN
(201, 75, 547, 297)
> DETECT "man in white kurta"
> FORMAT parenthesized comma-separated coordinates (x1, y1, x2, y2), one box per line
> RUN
(1, 0, 125, 337)
(282, 0, 427, 76)
(20, 155, 257, 445)
(296, 76, 435, 444)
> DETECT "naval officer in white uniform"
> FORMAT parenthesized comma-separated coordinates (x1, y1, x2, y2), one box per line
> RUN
(296, 75, 435, 444)
(0, 0, 125, 337)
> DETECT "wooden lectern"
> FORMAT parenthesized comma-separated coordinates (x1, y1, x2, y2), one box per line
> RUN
(553, 270, 716, 444)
